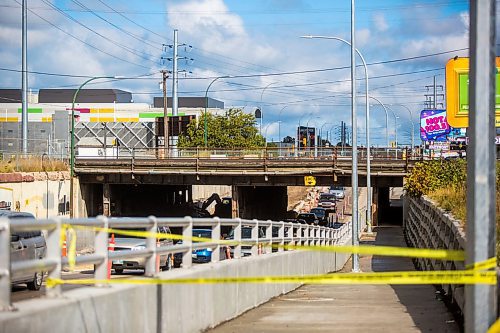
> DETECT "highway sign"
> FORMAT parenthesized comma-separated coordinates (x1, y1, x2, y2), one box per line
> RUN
(304, 176, 316, 186)
(446, 57, 500, 128)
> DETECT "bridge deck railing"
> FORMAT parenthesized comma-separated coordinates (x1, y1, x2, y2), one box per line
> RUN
(75, 146, 422, 161)
(0, 216, 351, 311)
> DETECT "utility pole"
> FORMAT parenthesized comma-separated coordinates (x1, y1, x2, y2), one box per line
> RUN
(465, 1, 497, 331)
(172, 29, 178, 117)
(161, 70, 170, 155)
(21, 0, 28, 154)
(424, 76, 444, 109)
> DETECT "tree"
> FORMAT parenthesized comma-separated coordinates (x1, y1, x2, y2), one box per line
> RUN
(282, 136, 295, 144)
(178, 108, 265, 148)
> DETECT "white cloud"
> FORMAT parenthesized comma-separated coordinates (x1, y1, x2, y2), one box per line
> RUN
(373, 13, 389, 32)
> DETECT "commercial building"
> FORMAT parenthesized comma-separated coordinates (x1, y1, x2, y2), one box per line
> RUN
(0, 89, 225, 156)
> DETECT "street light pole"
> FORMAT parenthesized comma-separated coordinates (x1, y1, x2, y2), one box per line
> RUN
(301, 30, 371, 236)
(396, 104, 415, 150)
(278, 106, 288, 156)
(69, 76, 118, 218)
(204, 76, 229, 148)
(260, 82, 276, 135)
(369, 96, 389, 148)
(386, 106, 399, 148)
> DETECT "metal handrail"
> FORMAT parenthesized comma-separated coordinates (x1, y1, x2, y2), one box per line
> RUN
(0, 216, 351, 310)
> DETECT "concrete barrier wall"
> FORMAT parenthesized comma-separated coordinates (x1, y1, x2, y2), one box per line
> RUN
(192, 185, 231, 202)
(0, 243, 351, 333)
(404, 195, 465, 314)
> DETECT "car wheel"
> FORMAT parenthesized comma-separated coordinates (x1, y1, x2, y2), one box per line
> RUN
(27, 272, 43, 291)
(114, 268, 124, 274)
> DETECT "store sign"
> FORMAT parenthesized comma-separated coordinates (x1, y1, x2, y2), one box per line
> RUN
(445, 57, 500, 128)
(428, 142, 450, 151)
(420, 109, 450, 141)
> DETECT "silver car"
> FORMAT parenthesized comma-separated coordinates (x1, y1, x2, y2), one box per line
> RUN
(111, 226, 174, 274)
(2, 211, 46, 290)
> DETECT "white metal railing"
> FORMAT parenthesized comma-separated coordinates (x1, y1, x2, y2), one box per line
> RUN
(0, 216, 351, 310)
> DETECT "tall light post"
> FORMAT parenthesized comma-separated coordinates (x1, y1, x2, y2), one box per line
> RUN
(369, 96, 389, 148)
(69, 76, 121, 218)
(204, 76, 230, 148)
(259, 82, 276, 135)
(21, 0, 28, 154)
(319, 122, 333, 155)
(263, 121, 280, 147)
(395, 104, 415, 149)
(302, 5, 366, 254)
(278, 106, 288, 156)
(386, 106, 399, 148)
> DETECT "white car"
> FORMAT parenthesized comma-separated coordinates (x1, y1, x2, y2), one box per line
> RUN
(329, 186, 345, 199)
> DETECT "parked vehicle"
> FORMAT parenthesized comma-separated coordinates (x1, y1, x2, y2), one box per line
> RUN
(318, 193, 337, 211)
(225, 226, 265, 257)
(329, 186, 345, 199)
(1, 211, 46, 290)
(112, 226, 174, 274)
(297, 213, 319, 225)
(310, 207, 328, 227)
(173, 229, 215, 267)
(284, 218, 307, 224)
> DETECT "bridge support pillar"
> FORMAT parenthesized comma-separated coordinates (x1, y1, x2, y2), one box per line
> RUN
(231, 186, 240, 218)
(237, 186, 287, 220)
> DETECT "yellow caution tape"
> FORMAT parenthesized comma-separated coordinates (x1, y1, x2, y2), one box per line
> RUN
(465, 257, 497, 271)
(65, 224, 466, 261)
(488, 318, 500, 333)
(60, 225, 77, 271)
(46, 270, 496, 288)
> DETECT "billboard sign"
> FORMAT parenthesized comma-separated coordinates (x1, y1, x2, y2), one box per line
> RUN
(420, 109, 450, 141)
(445, 57, 500, 128)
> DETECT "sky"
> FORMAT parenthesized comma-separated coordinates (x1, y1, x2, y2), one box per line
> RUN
(0, 0, 487, 146)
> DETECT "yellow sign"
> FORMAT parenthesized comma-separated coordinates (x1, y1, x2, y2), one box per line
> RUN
(446, 57, 500, 128)
(304, 176, 316, 186)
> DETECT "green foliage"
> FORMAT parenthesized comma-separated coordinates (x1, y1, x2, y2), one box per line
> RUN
(178, 108, 265, 149)
(404, 159, 467, 197)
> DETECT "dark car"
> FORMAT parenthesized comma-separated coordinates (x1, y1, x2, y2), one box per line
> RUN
(310, 207, 328, 227)
(173, 229, 214, 267)
(225, 226, 265, 257)
(297, 213, 319, 225)
(1, 211, 46, 290)
(318, 193, 336, 211)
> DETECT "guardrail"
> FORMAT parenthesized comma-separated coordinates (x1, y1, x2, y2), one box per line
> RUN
(404, 195, 466, 315)
(0, 216, 351, 311)
(76, 146, 420, 161)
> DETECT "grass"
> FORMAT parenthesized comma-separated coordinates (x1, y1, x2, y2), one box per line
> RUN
(0, 156, 68, 173)
(428, 186, 467, 227)
(428, 184, 500, 261)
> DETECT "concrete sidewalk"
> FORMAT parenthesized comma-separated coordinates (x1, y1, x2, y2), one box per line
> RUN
(208, 226, 459, 333)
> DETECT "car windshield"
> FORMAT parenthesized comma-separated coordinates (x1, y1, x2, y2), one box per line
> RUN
(320, 194, 335, 201)
(331, 186, 343, 191)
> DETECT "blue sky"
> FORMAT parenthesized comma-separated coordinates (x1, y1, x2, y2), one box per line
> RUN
(0, 0, 478, 145)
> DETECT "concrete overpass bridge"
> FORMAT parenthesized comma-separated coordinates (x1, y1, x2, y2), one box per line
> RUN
(74, 147, 417, 223)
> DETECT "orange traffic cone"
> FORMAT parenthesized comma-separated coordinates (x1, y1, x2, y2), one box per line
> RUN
(61, 234, 67, 258)
(107, 234, 115, 279)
